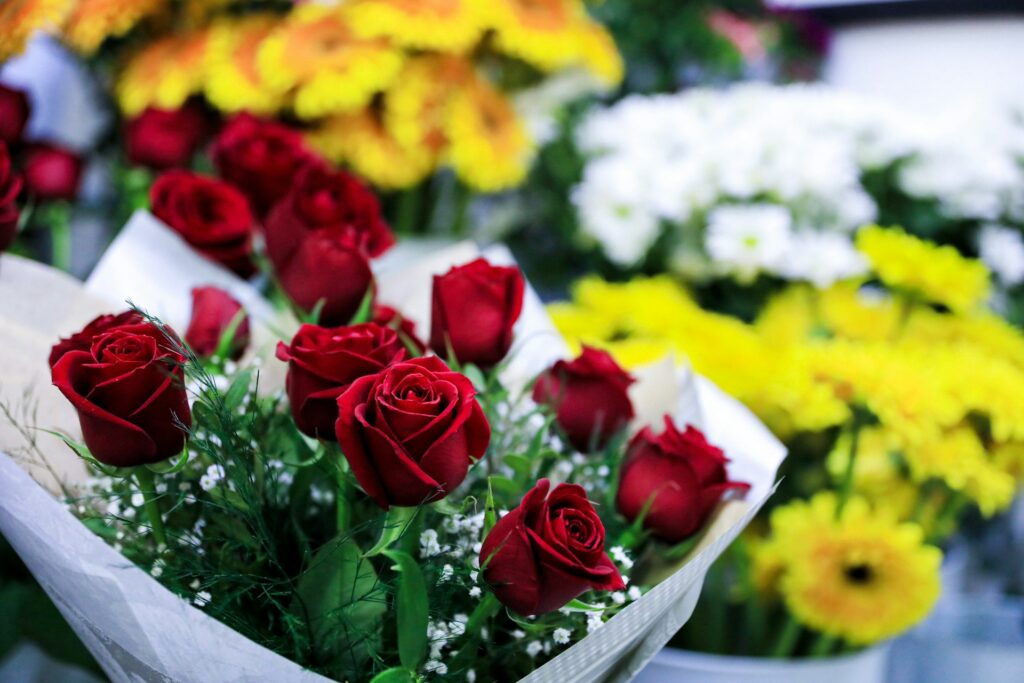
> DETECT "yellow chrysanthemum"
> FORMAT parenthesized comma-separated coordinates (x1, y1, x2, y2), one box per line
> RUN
(257, 5, 403, 120)
(993, 441, 1024, 480)
(384, 55, 471, 158)
(576, 18, 624, 87)
(901, 426, 1016, 517)
(115, 31, 209, 116)
(204, 14, 284, 115)
(443, 74, 533, 192)
(484, 0, 587, 72)
(61, 0, 163, 55)
(344, 0, 485, 53)
(773, 494, 941, 645)
(0, 0, 71, 61)
(856, 225, 990, 313)
(307, 108, 435, 190)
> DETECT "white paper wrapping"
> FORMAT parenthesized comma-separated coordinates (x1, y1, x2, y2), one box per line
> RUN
(0, 216, 787, 682)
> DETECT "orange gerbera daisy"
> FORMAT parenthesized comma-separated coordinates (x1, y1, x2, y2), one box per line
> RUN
(385, 55, 472, 158)
(0, 0, 71, 62)
(257, 4, 403, 120)
(204, 14, 283, 115)
(344, 0, 485, 53)
(307, 107, 435, 190)
(443, 73, 533, 192)
(115, 31, 209, 116)
(61, 0, 164, 55)
(484, 0, 587, 72)
(576, 18, 624, 88)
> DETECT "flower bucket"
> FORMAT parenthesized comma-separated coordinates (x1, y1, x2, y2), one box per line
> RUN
(633, 645, 890, 683)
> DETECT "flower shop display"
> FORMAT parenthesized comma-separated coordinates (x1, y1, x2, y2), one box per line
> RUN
(0, 188, 786, 681)
(550, 226, 1024, 666)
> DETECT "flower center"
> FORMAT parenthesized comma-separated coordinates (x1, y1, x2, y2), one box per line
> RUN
(843, 562, 874, 585)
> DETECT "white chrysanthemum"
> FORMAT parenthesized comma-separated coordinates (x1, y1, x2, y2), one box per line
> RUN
(705, 204, 793, 281)
(978, 224, 1024, 286)
(781, 231, 868, 288)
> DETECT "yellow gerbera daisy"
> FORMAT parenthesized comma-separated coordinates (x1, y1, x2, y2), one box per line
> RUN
(257, 5, 403, 120)
(576, 18, 624, 88)
(773, 493, 941, 645)
(0, 0, 71, 62)
(384, 55, 471, 159)
(61, 0, 163, 56)
(484, 0, 587, 72)
(115, 31, 209, 116)
(443, 74, 534, 192)
(344, 0, 485, 53)
(204, 14, 284, 115)
(306, 107, 435, 190)
(856, 225, 991, 313)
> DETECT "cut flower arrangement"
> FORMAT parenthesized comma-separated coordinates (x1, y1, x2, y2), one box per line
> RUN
(0, 167, 782, 681)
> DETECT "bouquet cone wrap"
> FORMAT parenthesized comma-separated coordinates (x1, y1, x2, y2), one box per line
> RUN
(0, 212, 786, 682)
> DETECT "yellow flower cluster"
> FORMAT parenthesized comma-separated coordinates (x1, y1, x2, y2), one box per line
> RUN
(100, 0, 622, 192)
(856, 225, 991, 313)
(552, 230, 1024, 519)
(753, 494, 941, 645)
(0, 0, 72, 62)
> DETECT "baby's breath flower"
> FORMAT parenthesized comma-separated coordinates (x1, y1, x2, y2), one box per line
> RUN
(553, 627, 572, 645)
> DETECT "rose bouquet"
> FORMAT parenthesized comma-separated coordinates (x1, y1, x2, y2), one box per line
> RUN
(0, 187, 784, 681)
(552, 226, 1024, 658)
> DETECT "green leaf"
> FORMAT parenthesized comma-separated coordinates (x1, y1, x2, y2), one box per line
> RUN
(349, 284, 376, 325)
(224, 370, 253, 412)
(293, 535, 386, 670)
(486, 475, 519, 497)
(462, 363, 486, 392)
(383, 550, 429, 671)
(144, 445, 190, 474)
(212, 310, 248, 361)
(484, 478, 498, 537)
(364, 506, 418, 557)
(369, 668, 417, 683)
(503, 454, 533, 479)
(561, 598, 607, 612)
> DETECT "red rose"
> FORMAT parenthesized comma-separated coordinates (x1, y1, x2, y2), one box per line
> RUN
(0, 142, 21, 252)
(335, 356, 489, 509)
(373, 303, 426, 353)
(51, 320, 192, 467)
(265, 160, 394, 325)
(124, 105, 208, 171)
(185, 286, 250, 360)
(532, 346, 635, 453)
(211, 113, 312, 216)
(0, 83, 30, 146)
(481, 479, 625, 616)
(616, 417, 750, 543)
(276, 322, 406, 440)
(150, 170, 256, 277)
(430, 258, 524, 368)
(48, 310, 144, 368)
(22, 142, 83, 201)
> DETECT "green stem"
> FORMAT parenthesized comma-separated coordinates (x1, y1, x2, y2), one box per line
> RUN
(134, 467, 167, 549)
(835, 414, 865, 520)
(450, 181, 471, 238)
(50, 206, 72, 272)
(734, 537, 765, 655)
(810, 633, 837, 657)
(394, 186, 422, 235)
(450, 592, 501, 670)
(771, 613, 803, 658)
(330, 445, 352, 535)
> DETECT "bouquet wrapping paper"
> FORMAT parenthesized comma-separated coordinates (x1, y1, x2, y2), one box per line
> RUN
(0, 212, 785, 682)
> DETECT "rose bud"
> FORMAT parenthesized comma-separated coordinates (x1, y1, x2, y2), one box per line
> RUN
(616, 417, 750, 543)
(185, 286, 250, 360)
(0, 83, 30, 146)
(0, 142, 22, 253)
(48, 310, 144, 368)
(264, 160, 394, 325)
(51, 321, 192, 467)
(276, 322, 406, 440)
(22, 142, 83, 202)
(481, 479, 625, 616)
(150, 170, 256, 278)
(430, 258, 525, 368)
(373, 303, 426, 353)
(124, 104, 208, 170)
(211, 113, 312, 217)
(532, 346, 635, 453)
(335, 356, 489, 509)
